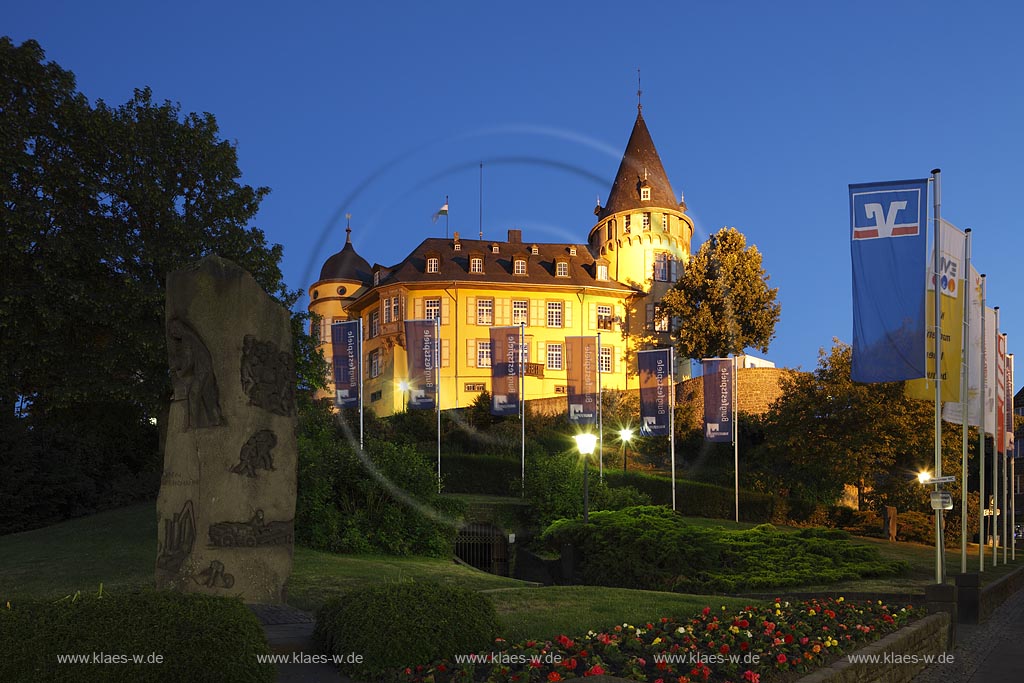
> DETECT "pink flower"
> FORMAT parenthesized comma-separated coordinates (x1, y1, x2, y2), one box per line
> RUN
(743, 671, 761, 683)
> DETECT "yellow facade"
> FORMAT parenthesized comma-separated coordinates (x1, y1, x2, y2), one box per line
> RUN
(308, 109, 694, 416)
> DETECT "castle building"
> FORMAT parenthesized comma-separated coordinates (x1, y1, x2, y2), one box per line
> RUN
(308, 109, 694, 416)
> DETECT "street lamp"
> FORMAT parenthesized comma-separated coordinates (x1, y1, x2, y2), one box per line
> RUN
(619, 428, 634, 474)
(918, 470, 932, 485)
(398, 380, 409, 412)
(575, 433, 598, 523)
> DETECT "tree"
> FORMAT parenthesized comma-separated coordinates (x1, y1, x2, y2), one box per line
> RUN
(659, 227, 780, 359)
(749, 340, 970, 512)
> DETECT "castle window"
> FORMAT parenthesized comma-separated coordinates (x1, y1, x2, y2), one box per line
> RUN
(555, 261, 569, 277)
(662, 214, 669, 232)
(642, 212, 651, 230)
(569, 246, 577, 256)
(477, 298, 493, 325)
(454, 242, 461, 251)
(654, 252, 672, 282)
(641, 186, 651, 201)
(624, 215, 631, 233)
(470, 257, 484, 273)
(465, 382, 486, 392)
(512, 299, 529, 325)
(546, 343, 563, 370)
(477, 341, 492, 368)
(373, 271, 380, 286)
(606, 220, 614, 240)
(492, 244, 500, 254)
(596, 264, 609, 281)
(514, 258, 527, 275)
(369, 349, 381, 378)
(547, 301, 563, 328)
(425, 297, 441, 320)
(648, 303, 670, 332)
(426, 257, 439, 273)
(599, 345, 612, 373)
(370, 310, 380, 338)
(597, 304, 613, 330)
(530, 245, 539, 255)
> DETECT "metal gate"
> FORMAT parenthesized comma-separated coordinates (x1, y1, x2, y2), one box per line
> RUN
(454, 522, 509, 576)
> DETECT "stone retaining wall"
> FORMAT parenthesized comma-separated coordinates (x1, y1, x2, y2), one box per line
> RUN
(979, 563, 1024, 622)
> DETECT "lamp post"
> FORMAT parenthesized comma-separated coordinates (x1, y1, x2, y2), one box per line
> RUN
(575, 433, 598, 523)
(399, 380, 409, 413)
(619, 428, 634, 474)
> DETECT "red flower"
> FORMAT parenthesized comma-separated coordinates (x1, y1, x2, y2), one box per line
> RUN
(547, 673, 563, 682)
(739, 642, 749, 651)
(743, 671, 761, 683)
(719, 644, 730, 655)
(702, 607, 711, 617)
(738, 619, 749, 628)
(784, 634, 793, 644)
(585, 664, 605, 676)
(437, 664, 447, 673)
(777, 653, 787, 664)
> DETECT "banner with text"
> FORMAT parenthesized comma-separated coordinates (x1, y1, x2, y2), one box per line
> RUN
(849, 179, 929, 382)
(943, 265, 984, 426)
(1005, 349, 1014, 455)
(984, 307, 998, 436)
(638, 349, 672, 436)
(331, 321, 361, 409)
(404, 319, 437, 410)
(996, 329, 1006, 453)
(702, 358, 733, 443)
(906, 219, 965, 402)
(489, 326, 521, 416)
(565, 336, 598, 425)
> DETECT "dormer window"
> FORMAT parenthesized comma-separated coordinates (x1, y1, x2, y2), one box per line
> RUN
(596, 263, 609, 281)
(454, 242, 461, 251)
(641, 186, 651, 201)
(555, 260, 569, 277)
(569, 246, 577, 256)
(470, 256, 484, 273)
(373, 271, 381, 286)
(426, 257, 439, 273)
(491, 244, 500, 254)
(514, 258, 527, 275)
(530, 245, 539, 255)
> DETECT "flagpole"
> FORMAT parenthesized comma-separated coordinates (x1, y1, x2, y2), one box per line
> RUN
(980, 275, 987, 572)
(598, 332, 603, 480)
(520, 322, 526, 497)
(931, 168, 943, 585)
(359, 318, 364, 451)
(670, 346, 677, 512)
(993, 307, 1000, 564)
(436, 317, 442, 494)
(1003, 336, 1009, 565)
(961, 229, 971, 574)
(445, 195, 449, 239)
(734, 355, 739, 524)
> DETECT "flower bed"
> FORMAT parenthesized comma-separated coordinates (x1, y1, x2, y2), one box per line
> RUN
(398, 597, 925, 683)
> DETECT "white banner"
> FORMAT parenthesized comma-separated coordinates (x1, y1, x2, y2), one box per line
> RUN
(943, 265, 983, 426)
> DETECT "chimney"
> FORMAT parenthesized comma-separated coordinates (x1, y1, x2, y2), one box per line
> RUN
(507, 229, 522, 244)
(453, 231, 460, 241)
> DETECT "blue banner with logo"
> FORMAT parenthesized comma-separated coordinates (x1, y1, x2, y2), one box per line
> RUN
(490, 326, 521, 416)
(566, 336, 598, 425)
(702, 358, 733, 443)
(849, 179, 929, 382)
(404, 319, 437, 410)
(331, 320, 361, 408)
(638, 349, 671, 436)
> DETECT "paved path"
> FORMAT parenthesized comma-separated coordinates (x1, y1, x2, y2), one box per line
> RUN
(912, 578, 1024, 683)
(249, 604, 348, 683)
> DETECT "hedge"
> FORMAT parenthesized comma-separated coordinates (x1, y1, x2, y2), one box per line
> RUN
(603, 470, 779, 522)
(0, 590, 274, 682)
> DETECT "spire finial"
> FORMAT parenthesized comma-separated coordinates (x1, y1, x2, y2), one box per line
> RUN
(637, 67, 642, 112)
(345, 213, 352, 243)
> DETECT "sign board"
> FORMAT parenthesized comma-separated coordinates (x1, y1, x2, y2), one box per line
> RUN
(930, 491, 953, 510)
(927, 475, 956, 485)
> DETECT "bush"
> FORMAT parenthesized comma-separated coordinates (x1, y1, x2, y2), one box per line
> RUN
(897, 510, 935, 544)
(0, 590, 274, 682)
(603, 470, 778, 522)
(315, 581, 498, 680)
(541, 506, 907, 594)
(441, 453, 521, 495)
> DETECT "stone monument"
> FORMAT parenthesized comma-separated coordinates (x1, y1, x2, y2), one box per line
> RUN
(156, 256, 297, 603)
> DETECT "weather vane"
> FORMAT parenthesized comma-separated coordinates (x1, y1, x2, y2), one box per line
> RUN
(637, 67, 642, 112)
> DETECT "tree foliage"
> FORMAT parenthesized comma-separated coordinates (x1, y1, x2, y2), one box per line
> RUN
(660, 227, 780, 359)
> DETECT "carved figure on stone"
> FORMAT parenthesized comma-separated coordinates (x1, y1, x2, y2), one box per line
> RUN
(240, 335, 296, 416)
(157, 500, 196, 573)
(194, 560, 235, 589)
(231, 430, 278, 478)
(208, 509, 294, 548)
(167, 319, 224, 429)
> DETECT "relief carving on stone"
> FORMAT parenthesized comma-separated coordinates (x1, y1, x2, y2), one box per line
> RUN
(240, 335, 296, 417)
(167, 319, 224, 429)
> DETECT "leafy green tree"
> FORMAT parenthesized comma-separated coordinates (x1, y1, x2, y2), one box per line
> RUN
(659, 227, 780, 359)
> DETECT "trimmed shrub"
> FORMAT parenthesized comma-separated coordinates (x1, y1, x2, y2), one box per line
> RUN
(0, 590, 274, 682)
(315, 581, 498, 680)
(441, 453, 521, 495)
(603, 470, 779, 522)
(541, 506, 907, 594)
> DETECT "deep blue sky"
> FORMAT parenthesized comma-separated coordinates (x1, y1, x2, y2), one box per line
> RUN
(8, 1, 1023, 380)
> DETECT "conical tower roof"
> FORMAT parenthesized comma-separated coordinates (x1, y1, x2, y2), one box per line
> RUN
(598, 110, 679, 220)
(318, 227, 372, 284)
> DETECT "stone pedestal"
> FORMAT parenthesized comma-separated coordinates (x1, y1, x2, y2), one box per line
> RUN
(156, 256, 297, 604)
(955, 572, 981, 624)
(925, 582, 958, 648)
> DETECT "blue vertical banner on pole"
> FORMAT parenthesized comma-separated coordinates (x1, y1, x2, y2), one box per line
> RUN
(331, 321, 360, 408)
(490, 326, 520, 416)
(702, 358, 733, 442)
(638, 349, 671, 436)
(566, 336, 598, 425)
(849, 179, 929, 382)
(404, 319, 437, 410)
